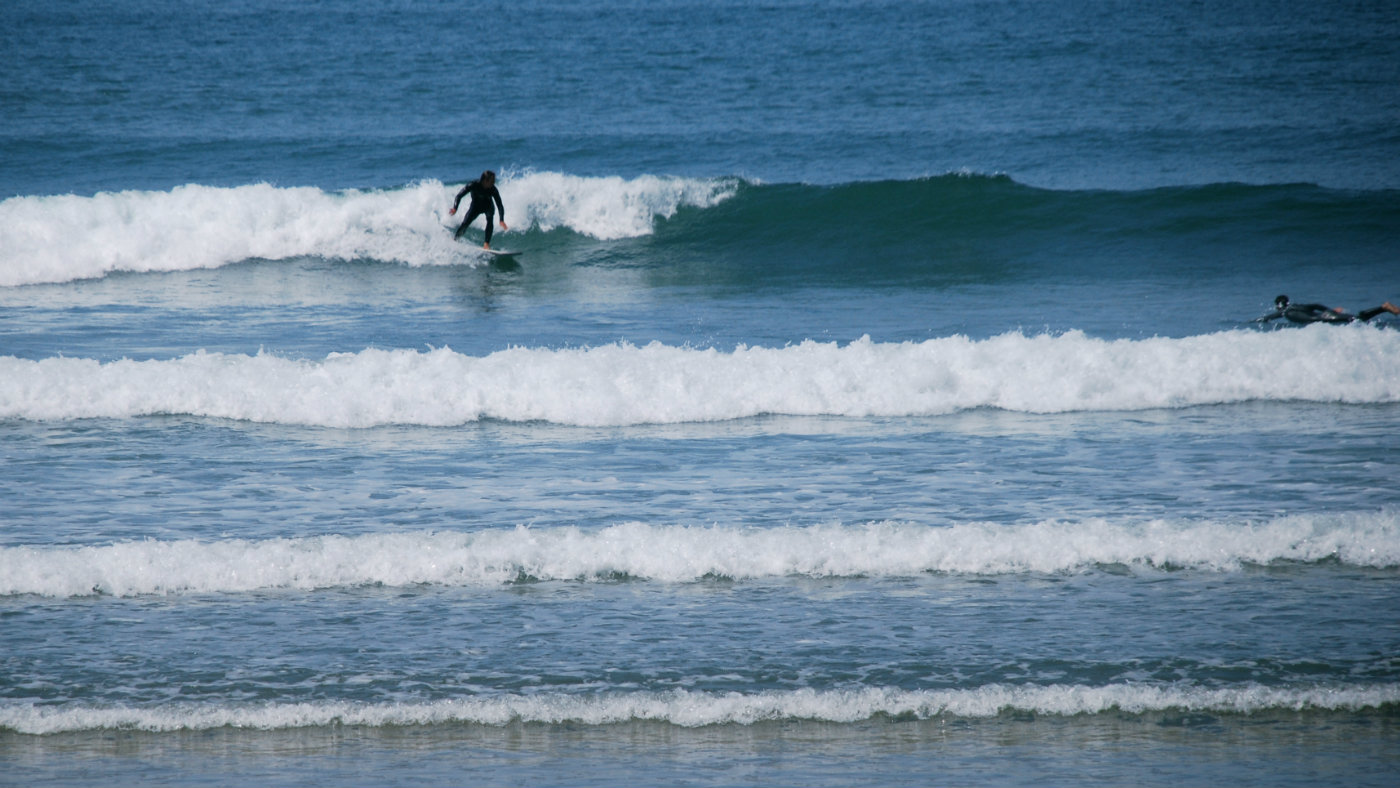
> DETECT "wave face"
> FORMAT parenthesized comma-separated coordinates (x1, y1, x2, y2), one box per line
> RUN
(5, 174, 1397, 288)
(4, 513, 1395, 598)
(3, 329, 1398, 427)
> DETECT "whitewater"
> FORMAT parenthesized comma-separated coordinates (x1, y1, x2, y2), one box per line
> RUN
(5, 329, 1398, 427)
(4, 513, 1397, 598)
(6, 684, 1397, 735)
(0, 175, 739, 287)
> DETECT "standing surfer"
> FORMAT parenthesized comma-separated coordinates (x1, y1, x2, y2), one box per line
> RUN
(449, 171, 508, 249)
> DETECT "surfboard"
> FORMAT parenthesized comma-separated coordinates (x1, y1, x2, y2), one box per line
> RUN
(447, 224, 519, 257)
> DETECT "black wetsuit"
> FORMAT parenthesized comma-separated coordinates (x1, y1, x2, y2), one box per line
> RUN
(452, 180, 505, 244)
(1257, 302, 1393, 325)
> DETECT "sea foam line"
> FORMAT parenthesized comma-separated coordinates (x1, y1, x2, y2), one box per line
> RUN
(2, 329, 1399, 427)
(3, 514, 1395, 598)
(3, 683, 1396, 734)
(0, 173, 737, 286)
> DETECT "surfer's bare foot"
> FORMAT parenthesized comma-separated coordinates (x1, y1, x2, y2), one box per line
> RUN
(1384, 302, 1399, 315)
(483, 242, 491, 250)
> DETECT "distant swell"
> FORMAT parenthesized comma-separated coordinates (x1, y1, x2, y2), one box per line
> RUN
(3, 683, 1396, 734)
(3, 329, 1399, 427)
(3, 513, 1396, 598)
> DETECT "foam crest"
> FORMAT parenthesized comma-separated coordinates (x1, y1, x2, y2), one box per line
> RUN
(504, 170, 739, 239)
(3, 683, 1396, 734)
(3, 513, 1395, 598)
(3, 329, 1399, 427)
(0, 174, 736, 286)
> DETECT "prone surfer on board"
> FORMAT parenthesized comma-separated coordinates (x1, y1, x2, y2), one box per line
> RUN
(1255, 294, 1399, 325)
(449, 170, 508, 249)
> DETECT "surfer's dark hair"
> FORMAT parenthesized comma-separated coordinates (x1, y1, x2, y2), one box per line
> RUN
(482, 170, 496, 184)
(1275, 294, 1289, 309)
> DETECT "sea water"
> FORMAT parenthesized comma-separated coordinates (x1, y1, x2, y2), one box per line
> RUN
(2, 0, 1399, 785)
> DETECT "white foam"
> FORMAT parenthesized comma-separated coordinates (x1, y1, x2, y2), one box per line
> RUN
(2, 329, 1398, 427)
(3, 513, 1395, 599)
(0, 174, 737, 287)
(503, 170, 738, 239)
(2, 683, 1396, 734)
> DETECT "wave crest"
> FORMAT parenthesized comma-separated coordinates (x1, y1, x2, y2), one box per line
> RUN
(3, 683, 1396, 734)
(0, 174, 739, 286)
(3, 513, 1395, 598)
(4, 330, 1399, 427)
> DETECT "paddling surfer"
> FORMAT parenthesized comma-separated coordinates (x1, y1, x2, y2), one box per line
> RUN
(1255, 295, 1399, 325)
(449, 170, 508, 249)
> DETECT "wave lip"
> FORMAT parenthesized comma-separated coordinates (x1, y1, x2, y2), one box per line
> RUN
(3, 683, 1396, 734)
(3, 329, 1399, 427)
(3, 513, 1396, 599)
(0, 173, 738, 287)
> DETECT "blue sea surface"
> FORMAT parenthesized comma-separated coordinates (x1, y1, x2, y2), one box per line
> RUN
(3, 1, 1399, 786)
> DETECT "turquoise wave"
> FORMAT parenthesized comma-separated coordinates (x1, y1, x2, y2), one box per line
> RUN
(608, 175, 1400, 287)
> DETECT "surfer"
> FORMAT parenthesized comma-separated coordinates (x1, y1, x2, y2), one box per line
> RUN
(449, 170, 508, 249)
(1255, 295, 1399, 325)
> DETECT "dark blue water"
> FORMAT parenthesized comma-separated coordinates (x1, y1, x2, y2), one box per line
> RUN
(3, 1, 1399, 785)
(6, 0, 1400, 194)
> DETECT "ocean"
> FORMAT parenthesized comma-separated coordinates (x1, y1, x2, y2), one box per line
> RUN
(2, 0, 1399, 785)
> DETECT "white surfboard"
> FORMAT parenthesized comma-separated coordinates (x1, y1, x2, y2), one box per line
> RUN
(479, 247, 521, 258)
